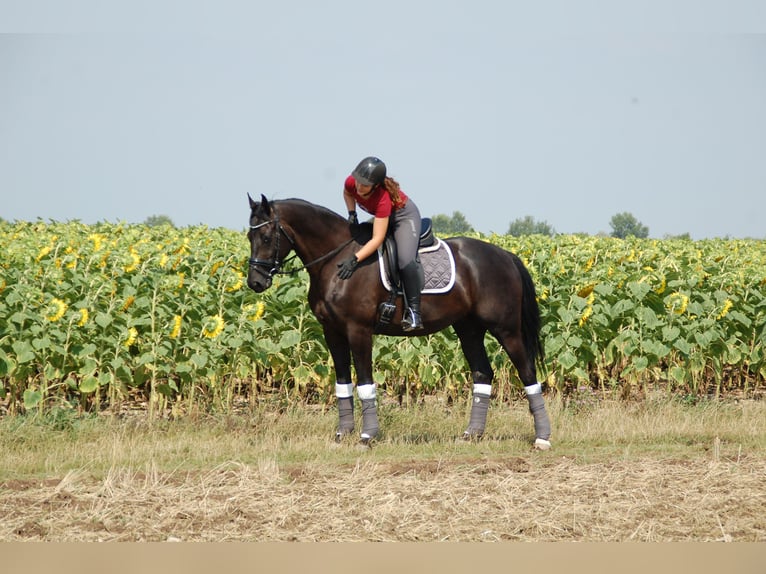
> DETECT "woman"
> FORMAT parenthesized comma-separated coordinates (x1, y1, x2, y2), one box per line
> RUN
(337, 156, 424, 331)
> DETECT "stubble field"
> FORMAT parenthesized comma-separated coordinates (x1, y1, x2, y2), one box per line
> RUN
(1, 395, 764, 542)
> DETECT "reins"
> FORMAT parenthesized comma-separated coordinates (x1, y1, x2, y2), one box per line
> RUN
(248, 207, 355, 277)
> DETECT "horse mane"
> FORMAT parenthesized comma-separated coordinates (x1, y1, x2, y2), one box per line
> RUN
(276, 198, 345, 222)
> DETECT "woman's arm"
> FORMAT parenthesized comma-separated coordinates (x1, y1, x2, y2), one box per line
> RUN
(355, 216, 388, 262)
(343, 189, 357, 213)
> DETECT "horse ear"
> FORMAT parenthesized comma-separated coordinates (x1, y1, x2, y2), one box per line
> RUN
(248, 193, 257, 210)
(260, 194, 271, 214)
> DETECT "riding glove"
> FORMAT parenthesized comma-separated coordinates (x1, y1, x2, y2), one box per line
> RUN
(347, 211, 360, 235)
(337, 256, 358, 279)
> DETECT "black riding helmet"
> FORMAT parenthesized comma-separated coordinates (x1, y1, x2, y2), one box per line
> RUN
(352, 156, 386, 187)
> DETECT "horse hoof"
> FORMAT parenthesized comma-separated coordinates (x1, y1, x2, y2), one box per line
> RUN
(534, 438, 552, 451)
(461, 430, 484, 442)
(334, 430, 354, 444)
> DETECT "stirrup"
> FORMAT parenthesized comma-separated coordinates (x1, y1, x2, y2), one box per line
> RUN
(402, 309, 423, 331)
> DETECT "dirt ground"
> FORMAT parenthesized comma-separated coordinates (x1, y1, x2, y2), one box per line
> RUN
(1, 453, 764, 542)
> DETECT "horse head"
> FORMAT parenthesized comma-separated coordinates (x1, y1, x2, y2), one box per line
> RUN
(246, 194, 293, 292)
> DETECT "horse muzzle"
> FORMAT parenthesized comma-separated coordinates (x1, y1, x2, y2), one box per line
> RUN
(247, 272, 272, 293)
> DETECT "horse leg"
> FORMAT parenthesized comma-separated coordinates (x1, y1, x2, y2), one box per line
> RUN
(492, 329, 552, 449)
(323, 327, 355, 439)
(454, 321, 494, 439)
(348, 326, 378, 444)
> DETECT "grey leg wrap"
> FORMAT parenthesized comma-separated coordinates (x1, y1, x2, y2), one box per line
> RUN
(360, 399, 379, 441)
(527, 392, 551, 441)
(337, 397, 355, 436)
(465, 395, 490, 437)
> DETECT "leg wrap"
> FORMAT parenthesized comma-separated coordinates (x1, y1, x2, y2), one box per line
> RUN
(525, 384, 551, 441)
(357, 383, 379, 441)
(464, 383, 491, 438)
(336, 383, 355, 436)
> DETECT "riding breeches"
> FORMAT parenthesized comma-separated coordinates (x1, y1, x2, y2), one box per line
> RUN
(390, 199, 422, 269)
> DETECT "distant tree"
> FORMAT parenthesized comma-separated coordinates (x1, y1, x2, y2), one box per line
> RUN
(609, 212, 649, 239)
(144, 214, 175, 227)
(663, 232, 692, 241)
(507, 215, 556, 237)
(432, 211, 474, 235)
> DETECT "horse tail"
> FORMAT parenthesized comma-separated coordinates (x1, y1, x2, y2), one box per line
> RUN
(512, 254, 545, 368)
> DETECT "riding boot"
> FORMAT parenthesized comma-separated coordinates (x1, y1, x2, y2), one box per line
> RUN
(400, 260, 424, 332)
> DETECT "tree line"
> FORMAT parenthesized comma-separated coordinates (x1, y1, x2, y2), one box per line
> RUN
(432, 211, 659, 239)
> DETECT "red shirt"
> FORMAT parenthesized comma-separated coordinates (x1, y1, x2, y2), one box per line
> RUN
(344, 175, 408, 218)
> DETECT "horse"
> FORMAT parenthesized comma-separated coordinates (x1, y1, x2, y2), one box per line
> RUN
(246, 195, 552, 450)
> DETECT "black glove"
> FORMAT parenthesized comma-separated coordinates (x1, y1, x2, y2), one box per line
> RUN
(337, 256, 358, 279)
(347, 211, 360, 235)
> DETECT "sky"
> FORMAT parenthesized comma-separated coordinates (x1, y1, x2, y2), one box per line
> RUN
(1, 2, 765, 239)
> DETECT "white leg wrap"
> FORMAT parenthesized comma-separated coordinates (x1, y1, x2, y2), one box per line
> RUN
(473, 383, 492, 397)
(335, 382, 354, 398)
(356, 383, 376, 401)
(524, 382, 543, 395)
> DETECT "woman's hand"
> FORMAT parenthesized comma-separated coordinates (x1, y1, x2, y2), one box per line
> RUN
(337, 256, 358, 279)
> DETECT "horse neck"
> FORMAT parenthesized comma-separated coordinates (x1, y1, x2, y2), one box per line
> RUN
(278, 201, 349, 267)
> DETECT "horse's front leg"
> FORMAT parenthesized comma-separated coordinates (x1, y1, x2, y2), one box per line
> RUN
(348, 325, 378, 444)
(323, 326, 355, 439)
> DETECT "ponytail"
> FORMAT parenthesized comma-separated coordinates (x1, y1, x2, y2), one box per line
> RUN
(383, 177, 402, 205)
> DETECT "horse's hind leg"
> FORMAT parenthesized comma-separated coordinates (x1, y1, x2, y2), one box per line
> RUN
(493, 330, 552, 449)
(454, 321, 493, 439)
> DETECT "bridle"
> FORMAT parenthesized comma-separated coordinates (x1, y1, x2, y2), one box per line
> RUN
(248, 205, 355, 278)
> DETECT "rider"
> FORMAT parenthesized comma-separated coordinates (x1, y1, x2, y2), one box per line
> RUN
(336, 156, 424, 331)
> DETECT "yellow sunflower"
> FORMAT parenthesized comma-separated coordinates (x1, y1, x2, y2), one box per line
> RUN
(202, 315, 225, 339)
(46, 298, 68, 322)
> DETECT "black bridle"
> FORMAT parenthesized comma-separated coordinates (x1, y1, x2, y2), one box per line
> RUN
(248, 206, 355, 278)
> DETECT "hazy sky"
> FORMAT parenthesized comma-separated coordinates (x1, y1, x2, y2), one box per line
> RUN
(2, 2, 765, 239)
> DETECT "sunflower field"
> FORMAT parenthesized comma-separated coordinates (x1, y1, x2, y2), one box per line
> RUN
(1, 220, 764, 414)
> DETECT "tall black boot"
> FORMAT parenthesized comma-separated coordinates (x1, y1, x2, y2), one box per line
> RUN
(400, 260, 424, 332)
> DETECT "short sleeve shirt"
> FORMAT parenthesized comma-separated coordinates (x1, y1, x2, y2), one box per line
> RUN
(344, 175, 408, 218)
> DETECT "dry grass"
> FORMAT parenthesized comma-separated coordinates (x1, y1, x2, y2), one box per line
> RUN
(1, 395, 765, 541)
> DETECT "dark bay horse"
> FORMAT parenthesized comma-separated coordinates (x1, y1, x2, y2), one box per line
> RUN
(246, 195, 552, 449)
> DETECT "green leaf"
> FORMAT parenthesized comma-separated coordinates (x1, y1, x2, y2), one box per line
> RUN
(558, 350, 578, 370)
(95, 312, 112, 328)
(279, 329, 302, 349)
(627, 281, 651, 300)
(11, 341, 35, 364)
(662, 326, 680, 342)
(190, 353, 208, 369)
(669, 366, 686, 385)
(633, 356, 649, 372)
(32, 337, 52, 351)
(79, 375, 99, 394)
(0, 349, 14, 377)
(23, 389, 42, 409)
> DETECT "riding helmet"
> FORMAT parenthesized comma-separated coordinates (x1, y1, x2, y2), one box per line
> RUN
(352, 156, 387, 187)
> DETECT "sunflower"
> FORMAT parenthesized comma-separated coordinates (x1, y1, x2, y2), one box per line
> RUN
(225, 269, 245, 292)
(46, 298, 68, 322)
(244, 301, 266, 322)
(717, 299, 733, 320)
(36, 245, 52, 261)
(202, 315, 225, 339)
(124, 248, 141, 273)
(124, 327, 138, 347)
(170, 315, 182, 339)
(77, 308, 89, 327)
(666, 292, 689, 315)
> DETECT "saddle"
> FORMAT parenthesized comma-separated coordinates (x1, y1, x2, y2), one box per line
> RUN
(355, 219, 456, 330)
